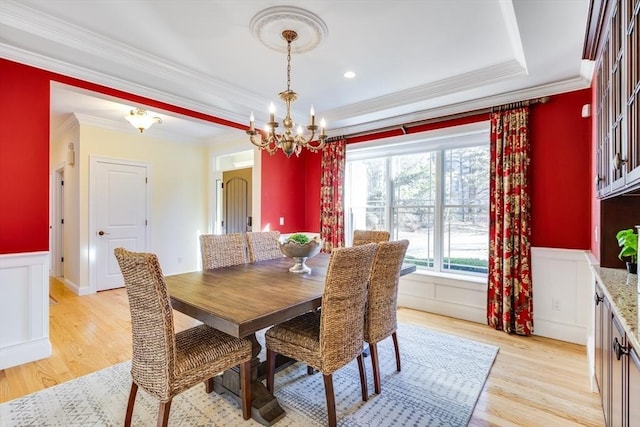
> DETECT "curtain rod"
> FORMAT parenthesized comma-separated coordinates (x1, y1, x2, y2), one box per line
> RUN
(491, 96, 550, 112)
(326, 135, 345, 143)
(343, 96, 550, 140)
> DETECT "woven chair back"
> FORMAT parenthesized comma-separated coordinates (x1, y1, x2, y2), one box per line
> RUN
(319, 243, 377, 373)
(364, 240, 410, 344)
(114, 248, 176, 396)
(199, 233, 248, 269)
(352, 229, 390, 246)
(246, 231, 282, 262)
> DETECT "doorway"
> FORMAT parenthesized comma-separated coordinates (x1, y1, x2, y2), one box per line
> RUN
(51, 166, 65, 277)
(222, 167, 252, 233)
(90, 157, 150, 292)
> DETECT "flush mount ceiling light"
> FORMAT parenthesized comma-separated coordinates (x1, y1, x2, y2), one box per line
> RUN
(247, 6, 329, 158)
(125, 108, 162, 133)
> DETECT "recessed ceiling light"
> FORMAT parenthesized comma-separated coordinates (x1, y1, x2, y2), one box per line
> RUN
(344, 71, 356, 79)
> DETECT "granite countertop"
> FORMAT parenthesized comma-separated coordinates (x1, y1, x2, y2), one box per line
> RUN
(591, 266, 640, 351)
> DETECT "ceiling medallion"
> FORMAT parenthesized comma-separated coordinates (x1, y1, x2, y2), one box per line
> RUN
(249, 6, 328, 54)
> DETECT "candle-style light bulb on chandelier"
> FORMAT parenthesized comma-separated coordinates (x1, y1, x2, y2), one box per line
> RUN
(247, 29, 327, 157)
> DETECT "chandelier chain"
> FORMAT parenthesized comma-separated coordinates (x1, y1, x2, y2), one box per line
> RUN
(286, 39, 291, 92)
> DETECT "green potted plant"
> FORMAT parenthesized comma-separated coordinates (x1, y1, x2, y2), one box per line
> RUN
(616, 228, 638, 274)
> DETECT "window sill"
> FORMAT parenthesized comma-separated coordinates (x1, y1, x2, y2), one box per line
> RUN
(408, 269, 487, 285)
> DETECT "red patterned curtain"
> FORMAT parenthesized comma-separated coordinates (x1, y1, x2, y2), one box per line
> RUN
(320, 138, 346, 252)
(487, 106, 533, 336)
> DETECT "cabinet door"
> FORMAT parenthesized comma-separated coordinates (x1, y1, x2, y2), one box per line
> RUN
(629, 345, 640, 427)
(595, 285, 606, 393)
(602, 296, 613, 426)
(596, 33, 613, 198)
(609, 0, 627, 193)
(595, 0, 640, 198)
(625, 0, 640, 186)
(611, 315, 626, 427)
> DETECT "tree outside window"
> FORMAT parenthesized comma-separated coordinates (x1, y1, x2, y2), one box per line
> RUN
(345, 142, 489, 275)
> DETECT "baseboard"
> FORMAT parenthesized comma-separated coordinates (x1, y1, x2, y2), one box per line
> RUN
(398, 295, 486, 323)
(398, 271, 487, 323)
(533, 318, 589, 345)
(0, 337, 51, 370)
(62, 277, 91, 296)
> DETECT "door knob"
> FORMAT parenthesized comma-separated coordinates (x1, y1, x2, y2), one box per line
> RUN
(97, 230, 110, 236)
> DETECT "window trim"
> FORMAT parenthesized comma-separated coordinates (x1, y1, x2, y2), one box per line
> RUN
(346, 121, 489, 160)
(345, 120, 490, 277)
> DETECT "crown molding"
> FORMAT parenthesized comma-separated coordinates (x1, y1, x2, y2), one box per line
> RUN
(0, 41, 252, 127)
(1, 0, 593, 146)
(0, 2, 255, 122)
(582, 0, 610, 60)
(328, 75, 592, 138)
(51, 114, 80, 142)
(323, 59, 527, 121)
(0, 41, 254, 130)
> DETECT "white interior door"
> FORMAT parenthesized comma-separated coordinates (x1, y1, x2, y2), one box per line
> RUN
(52, 167, 65, 277)
(94, 160, 148, 291)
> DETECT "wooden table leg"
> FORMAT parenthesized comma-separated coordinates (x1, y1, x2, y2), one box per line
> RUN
(212, 333, 286, 426)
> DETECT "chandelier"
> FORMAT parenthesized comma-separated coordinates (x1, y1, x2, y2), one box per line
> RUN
(247, 30, 327, 157)
(125, 108, 162, 133)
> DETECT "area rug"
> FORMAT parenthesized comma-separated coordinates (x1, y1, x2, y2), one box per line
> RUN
(0, 323, 498, 426)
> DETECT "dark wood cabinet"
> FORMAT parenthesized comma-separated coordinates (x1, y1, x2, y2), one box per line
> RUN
(595, 282, 612, 425)
(592, 0, 640, 199)
(629, 345, 640, 426)
(595, 286, 604, 393)
(594, 279, 639, 426)
(589, 0, 640, 269)
(611, 314, 626, 426)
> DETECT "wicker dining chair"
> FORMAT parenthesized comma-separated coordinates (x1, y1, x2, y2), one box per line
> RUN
(246, 231, 282, 262)
(264, 243, 378, 427)
(114, 248, 253, 426)
(352, 229, 390, 246)
(200, 233, 248, 269)
(364, 239, 410, 395)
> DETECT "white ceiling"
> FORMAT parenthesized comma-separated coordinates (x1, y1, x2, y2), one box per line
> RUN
(0, 0, 593, 146)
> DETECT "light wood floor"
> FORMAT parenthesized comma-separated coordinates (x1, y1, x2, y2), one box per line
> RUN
(0, 277, 605, 426)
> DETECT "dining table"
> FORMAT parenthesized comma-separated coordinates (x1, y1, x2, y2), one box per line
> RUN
(165, 252, 416, 426)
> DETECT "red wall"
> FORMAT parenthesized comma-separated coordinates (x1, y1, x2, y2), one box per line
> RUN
(0, 57, 593, 254)
(0, 58, 247, 255)
(0, 60, 50, 254)
(529, 89, 592, 249)
(261, 150, 320, 233)
(287, 90, 593, 250)
(303, 151, 322, 231)
(260, 148, 322, 233)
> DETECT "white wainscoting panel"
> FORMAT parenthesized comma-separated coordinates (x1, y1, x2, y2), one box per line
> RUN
(398, 247, 590, 345)
(531, 247, 591, 345)
(0, 252, 51, 369)
(398, 272, 487, 323)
